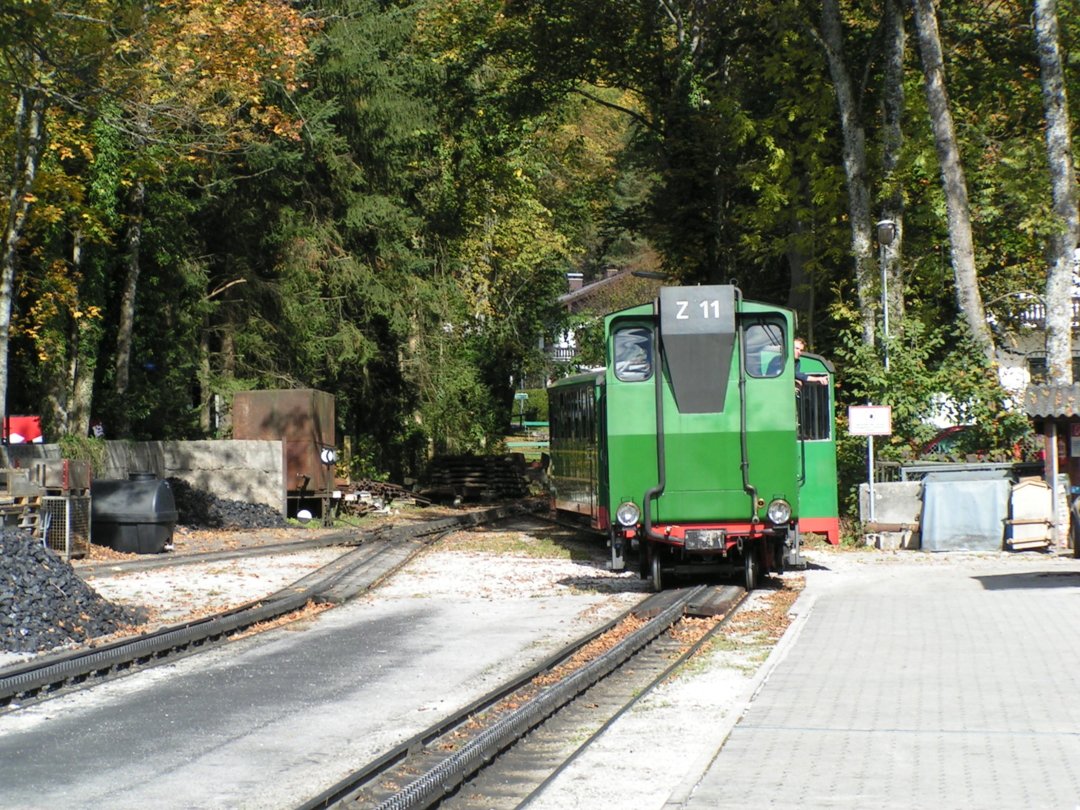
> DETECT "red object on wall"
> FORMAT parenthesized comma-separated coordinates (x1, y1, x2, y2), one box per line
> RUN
(3, 415, 43, 444)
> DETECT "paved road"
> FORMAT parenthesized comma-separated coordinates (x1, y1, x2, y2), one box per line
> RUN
(677, 553, 1080, 809)
(0, 591, 629, 810)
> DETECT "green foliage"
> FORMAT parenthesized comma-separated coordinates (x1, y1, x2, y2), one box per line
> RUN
(56, 434, 107, 475)
(0, 0, 1070, 500)
(833, 318, 1031, 515)
(522, 387, 548, 422)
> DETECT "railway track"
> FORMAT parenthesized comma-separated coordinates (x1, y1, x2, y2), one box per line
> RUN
(297, 584, 747, 810)
(0, 503, 530, 713)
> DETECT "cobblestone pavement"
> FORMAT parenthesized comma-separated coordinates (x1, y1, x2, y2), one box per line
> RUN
(673, 548, 1080, 809)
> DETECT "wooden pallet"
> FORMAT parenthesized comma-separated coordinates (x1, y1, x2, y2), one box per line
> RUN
(0, 494, 42, 535)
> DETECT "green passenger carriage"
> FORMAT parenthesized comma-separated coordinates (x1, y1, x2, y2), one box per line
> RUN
(547, 285, 839, 591)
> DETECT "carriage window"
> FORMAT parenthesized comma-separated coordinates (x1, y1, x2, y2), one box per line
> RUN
(742, 320, 785, 378)
(613, 327, 653, 382)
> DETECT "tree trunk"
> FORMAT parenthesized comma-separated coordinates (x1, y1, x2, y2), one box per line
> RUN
(1034, 0, 1079, 385)
(910, 0, 995, 364)
(880, 0, 906, 335)
(113, 178, 146, 436)
(70, 351, 95, 440)
(46, 230, 85, 436)
(67, 228, 97, 438)
(0, 84, 47, 431)
(219, 324, 236, 435)
(819, 0, 877, 347)
(198, 319, 212, 434)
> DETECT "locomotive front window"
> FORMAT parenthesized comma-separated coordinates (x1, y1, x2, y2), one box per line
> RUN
(613, 327, 653, 382)
(742, 319, 786, 378)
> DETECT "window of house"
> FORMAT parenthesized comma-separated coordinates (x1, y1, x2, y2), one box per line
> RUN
(1027, 356, 1080, 382)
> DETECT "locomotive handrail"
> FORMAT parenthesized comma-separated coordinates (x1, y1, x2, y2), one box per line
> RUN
(736, 289, 760, 523)
(642, 314, 666, 543)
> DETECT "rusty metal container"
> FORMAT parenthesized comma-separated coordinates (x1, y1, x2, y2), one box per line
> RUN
(30, 458, 93, 493)
(232, 389, 336, 495)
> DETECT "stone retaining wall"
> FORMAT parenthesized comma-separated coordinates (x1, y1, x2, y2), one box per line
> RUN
(1, 440, 286, 514)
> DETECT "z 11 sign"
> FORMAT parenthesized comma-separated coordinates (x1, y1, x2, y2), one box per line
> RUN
(848, 405, 892, 436)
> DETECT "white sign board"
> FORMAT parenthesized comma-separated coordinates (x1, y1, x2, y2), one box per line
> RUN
(848, 405, 893, 436)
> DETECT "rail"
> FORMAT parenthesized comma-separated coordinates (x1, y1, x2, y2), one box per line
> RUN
(0, 505, 528, 712)
(298, 584, 747, 810)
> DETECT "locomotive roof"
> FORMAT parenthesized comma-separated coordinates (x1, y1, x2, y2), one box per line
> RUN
(547, 369, 605, 389)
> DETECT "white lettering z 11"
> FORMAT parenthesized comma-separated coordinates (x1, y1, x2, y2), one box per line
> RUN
(675, 299, 722, 319)
(698, 299, 722, 318)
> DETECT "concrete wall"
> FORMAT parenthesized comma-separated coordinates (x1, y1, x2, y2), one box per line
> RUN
(2, 440, 285, 514)
(859, 481, 923, 550)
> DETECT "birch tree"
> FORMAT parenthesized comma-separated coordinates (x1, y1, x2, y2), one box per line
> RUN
(1033, 0, 1078, 385)
(910, 0, 995, 364)
(880, 0, 906, 334)
(818, 0, 877, 347)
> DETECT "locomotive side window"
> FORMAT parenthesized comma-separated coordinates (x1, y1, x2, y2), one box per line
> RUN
(613, 327, 653, 382)
(798, 381, 832, 440)
(742, 319, 785, 378)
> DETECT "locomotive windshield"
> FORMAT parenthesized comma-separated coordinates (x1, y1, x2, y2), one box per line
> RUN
(613, 327, 653, 382)
(742, 318, 786, 378)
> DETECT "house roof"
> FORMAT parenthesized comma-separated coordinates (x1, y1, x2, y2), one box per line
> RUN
(558, 270, 633, 308)
(1022, 383, 1080, 418)
(557, 270, 664, 315)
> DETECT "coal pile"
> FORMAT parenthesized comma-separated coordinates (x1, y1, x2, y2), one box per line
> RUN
(167, 478, 287, 530)
(1, 530, 144, 653)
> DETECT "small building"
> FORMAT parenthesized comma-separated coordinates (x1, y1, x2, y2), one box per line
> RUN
(547, 269, 665, 366)
(232, 389, 336, 521)
(1022, 383, 1080, 551)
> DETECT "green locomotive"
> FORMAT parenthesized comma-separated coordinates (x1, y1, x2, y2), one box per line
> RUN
(548, 285, 838, 591)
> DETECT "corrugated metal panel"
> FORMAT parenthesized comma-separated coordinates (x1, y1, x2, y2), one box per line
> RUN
(1023, 383, 1080, 418)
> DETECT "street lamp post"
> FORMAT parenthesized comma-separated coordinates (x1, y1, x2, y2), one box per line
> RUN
(876, 219, 897, 371)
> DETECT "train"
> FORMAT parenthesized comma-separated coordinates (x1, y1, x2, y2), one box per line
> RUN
(547, 284, 839, 591)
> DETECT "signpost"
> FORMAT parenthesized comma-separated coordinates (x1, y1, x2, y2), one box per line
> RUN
(848, 405, 893, 522)
(515, 391, 528, 427)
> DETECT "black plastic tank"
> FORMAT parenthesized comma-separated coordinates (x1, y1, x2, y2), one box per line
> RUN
(90, 473, 178, 554)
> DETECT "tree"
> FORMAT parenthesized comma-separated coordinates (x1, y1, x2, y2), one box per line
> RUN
(102, 0, 318, 434)
(817, 0, 877, 347)
(1033, 0, 1078, 385)
(909, 0, 994, 363)
(0, 1, 101, 432)
(880, 0, 906, 336)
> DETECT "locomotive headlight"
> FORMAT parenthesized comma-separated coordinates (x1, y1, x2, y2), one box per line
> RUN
(616, 501, 641, 527)
(766, 498, 792, 524)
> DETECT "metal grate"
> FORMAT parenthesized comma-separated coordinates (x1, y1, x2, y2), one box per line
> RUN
(40, 495, 90, 561)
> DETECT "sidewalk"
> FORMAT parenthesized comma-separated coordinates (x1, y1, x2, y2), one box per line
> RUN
(675, 551, 1080, 809)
